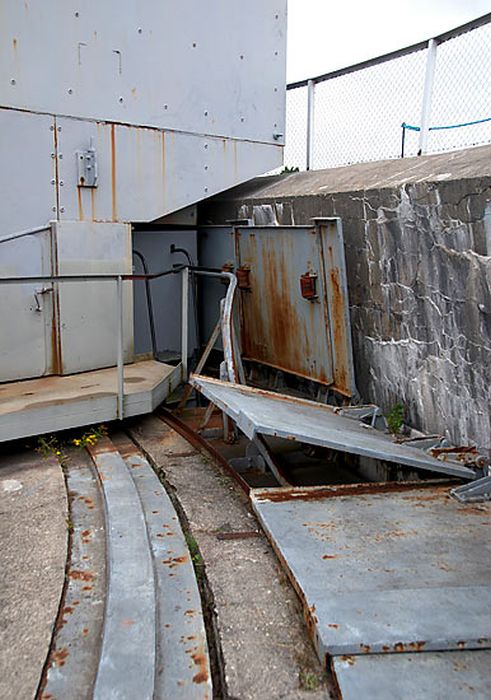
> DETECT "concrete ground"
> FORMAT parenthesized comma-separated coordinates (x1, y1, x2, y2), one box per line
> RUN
(0, 417, 333, 699)
(0, 446, 67, 700)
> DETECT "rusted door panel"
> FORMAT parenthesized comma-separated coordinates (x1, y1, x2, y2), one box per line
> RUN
(317, 218, 356, 396)
(235, 225, 334, 385)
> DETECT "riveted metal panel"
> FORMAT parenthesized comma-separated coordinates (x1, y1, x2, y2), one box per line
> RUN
(0, 108, 57, 232)
(55, 118, 282, 223)
(53, 221, 133, 374)
(0, 229, 55, 380)
(0, 1, 286, 145)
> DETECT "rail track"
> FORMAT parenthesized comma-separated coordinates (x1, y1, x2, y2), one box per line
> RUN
(39, 436, 212, 700)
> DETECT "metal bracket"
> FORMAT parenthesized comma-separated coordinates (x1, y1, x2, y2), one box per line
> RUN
(450, 475, 491, 502)
(76, 147, 98, 187)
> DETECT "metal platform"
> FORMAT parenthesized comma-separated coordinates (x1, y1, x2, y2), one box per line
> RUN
(0, 360, 181, 441)
(332, 650, 491, 700)
(251, 484, 491, 697)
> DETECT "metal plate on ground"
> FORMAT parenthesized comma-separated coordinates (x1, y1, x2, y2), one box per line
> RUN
(332, 650, 491, 700)
(190, 376, 477, 479)
(251, 485, 491, 658)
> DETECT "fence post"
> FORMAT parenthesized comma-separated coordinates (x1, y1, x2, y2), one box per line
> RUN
(418, 38, 438, 155)
(306, 79, 315, 170)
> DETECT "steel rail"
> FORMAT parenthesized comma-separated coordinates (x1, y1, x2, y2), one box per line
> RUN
(287, 12, 491, 89)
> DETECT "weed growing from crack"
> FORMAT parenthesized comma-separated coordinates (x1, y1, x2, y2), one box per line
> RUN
(386, 402, 405, 435)
(299, 670, 324, 691)
(71, 425, 107, 448)
(185, 532, 204, 576)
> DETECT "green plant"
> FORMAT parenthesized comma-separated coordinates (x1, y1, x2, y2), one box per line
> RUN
(282, 165, 300, 173)
(386, 403, 405, 435)
(185, 532, 204, 567)
(37, 435, 67, 465)
(72, 425, 108, 448)
(299, 670, 321, 691)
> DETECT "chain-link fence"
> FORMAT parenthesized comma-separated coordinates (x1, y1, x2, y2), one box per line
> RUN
(284, 13, 491, 171)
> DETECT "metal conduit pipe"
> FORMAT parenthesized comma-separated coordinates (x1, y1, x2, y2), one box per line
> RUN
(132, 249, 158, 360)
(170, 244, 201, 359)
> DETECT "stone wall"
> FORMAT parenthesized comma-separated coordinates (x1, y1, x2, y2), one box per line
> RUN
(201, 146, 491, 456)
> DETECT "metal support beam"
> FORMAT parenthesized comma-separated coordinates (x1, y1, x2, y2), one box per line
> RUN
(181, 266, 190, 380)
(116, 275, 124, 420)
(418, 38, 438, 155)
(306, 79, 315, 170)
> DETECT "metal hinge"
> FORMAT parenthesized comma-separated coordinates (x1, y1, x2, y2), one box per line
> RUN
(76, 144, 98, 187)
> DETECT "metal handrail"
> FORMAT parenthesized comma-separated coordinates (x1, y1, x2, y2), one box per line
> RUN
(0, 265, 237, 421)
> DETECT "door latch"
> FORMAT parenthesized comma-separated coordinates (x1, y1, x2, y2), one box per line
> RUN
(34, 286, 53, 312)
(300, 272, 318, 301)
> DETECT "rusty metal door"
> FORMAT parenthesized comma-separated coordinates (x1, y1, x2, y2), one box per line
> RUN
(233, 220, 355, 396)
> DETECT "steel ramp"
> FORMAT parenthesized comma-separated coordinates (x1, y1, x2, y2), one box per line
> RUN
(190, 375, 481, 480)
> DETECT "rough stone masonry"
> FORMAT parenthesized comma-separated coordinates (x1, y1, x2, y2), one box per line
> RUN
(201, 145, 491, 457)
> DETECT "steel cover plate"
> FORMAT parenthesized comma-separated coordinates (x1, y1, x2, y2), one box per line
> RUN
(332, 650, 491, 700)
(251, 485, 491, 658)
(190, 376, 477, 478)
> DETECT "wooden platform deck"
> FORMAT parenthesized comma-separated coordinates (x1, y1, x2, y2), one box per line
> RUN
(0, 360, 181, 442)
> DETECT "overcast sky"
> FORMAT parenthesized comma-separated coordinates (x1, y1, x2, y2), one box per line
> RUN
(287, 0, 491, 82)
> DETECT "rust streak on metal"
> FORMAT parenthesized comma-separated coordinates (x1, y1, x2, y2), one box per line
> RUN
(77, 187, 84, 221)
(68, 569, 95, 582)
(110, 124, 117, 221)
(253, 481, 454, 503)
(52, 647, 69, 667)
(90, 187, 96, 221)
(325, 239, 349, 395)
(49, 225, 63, 375)
(161, 555, 189, 568)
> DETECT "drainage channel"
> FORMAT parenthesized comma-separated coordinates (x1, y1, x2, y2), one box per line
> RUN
(40, 437, 212, 700)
